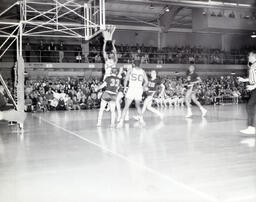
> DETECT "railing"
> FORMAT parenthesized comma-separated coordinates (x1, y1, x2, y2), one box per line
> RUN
(0, 48, 248, 65)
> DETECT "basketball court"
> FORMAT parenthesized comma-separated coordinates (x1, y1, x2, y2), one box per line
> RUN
(1, 0, 256, 202)
(0, 105, 255, 202)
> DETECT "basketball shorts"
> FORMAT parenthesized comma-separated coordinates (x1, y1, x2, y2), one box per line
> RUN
(126, 87, 143, 101)
(145, 91, 155, 97)
(102, 91, 117, 102)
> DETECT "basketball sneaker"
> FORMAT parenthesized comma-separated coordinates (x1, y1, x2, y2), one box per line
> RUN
(185, 108, 192, 118)
(201, 108, 207, 117)
(133, 115, 140, 121)
(139, 116, 145, 125)
(96, 121, 101, 127)
(240, 126, 256, 135)
(116, 120, 124, 128)
(19, 123, 24, 129)
(159, 113, 164, 120)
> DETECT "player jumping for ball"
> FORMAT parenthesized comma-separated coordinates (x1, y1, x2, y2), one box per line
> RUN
(116, 60, 148, 128)
(102, 25, 117, 80)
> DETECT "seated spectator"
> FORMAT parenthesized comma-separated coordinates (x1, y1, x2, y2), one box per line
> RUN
(72, 96, 81, 110)
(25, 96, 33, 112)
(66, 96, 74, 110)
(56, 98, 66, 110)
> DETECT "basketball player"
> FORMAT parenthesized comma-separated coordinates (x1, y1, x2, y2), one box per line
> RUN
(116, 65, 130, 122)
(238, 52, 256, 135)
(102, 26, 117, 79)
(95, 68, 121, 128)
(185, 65, 207, 118)
(134, 70, 163, 120)
(116, 60, 148, 128)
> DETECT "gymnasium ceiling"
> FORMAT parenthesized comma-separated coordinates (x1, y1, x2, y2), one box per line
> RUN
(0, 0, 255, 29)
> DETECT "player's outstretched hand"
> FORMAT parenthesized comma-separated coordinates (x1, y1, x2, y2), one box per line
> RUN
(237, 77, 247, 83)
(102, 30, 112, 41)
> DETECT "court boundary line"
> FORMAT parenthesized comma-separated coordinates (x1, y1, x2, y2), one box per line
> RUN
(34, 114, 219, 202)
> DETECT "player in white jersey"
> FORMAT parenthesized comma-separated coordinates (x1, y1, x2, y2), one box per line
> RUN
(117, 60, 148, 128)
(102, 25, 117, 80)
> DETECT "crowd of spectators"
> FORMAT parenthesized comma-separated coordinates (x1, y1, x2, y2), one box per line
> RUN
(24, 77, 102, 112)
(162, 75, 247, 105)
(20, 39, 254, 65)
(23, 75, 248, 113)
(87, 42, 254, 65)
(208, 9, 256, 21)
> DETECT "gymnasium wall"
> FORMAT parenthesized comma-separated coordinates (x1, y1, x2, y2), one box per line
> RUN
(113, 30, 158, 47)
(221, 34, 256, 50)
(113, 29, 255, 50)
(161, 32, 222, 49)
(18, 62, 247, 78)
(0, 62, 247, 80)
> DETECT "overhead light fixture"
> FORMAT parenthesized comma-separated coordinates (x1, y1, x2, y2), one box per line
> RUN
(251, 32, 256, 38)
(178, 1, 251, 8)
(238, 4, 251, 7)
(223, 2, 237, 6)
(165, 6, 170, 12)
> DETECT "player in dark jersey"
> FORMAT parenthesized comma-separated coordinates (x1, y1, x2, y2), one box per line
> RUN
(116, 65, 131, 122)
(95, 68, 121, 127)
(134, 70, 163, 121)
(185, 65, 207, 118)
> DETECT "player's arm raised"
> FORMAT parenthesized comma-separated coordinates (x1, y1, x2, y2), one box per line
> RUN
(238, 77, 249, 83)
(112, 40, 118, 63)
(102, 40, 107, 60)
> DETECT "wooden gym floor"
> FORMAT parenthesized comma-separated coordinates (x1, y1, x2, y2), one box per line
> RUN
(0, 104, 255, 202)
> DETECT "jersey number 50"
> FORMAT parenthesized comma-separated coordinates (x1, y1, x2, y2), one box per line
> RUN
(131, 73, 143, 82)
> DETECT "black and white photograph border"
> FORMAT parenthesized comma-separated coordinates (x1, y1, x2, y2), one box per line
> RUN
(0, 0, 256, 202)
